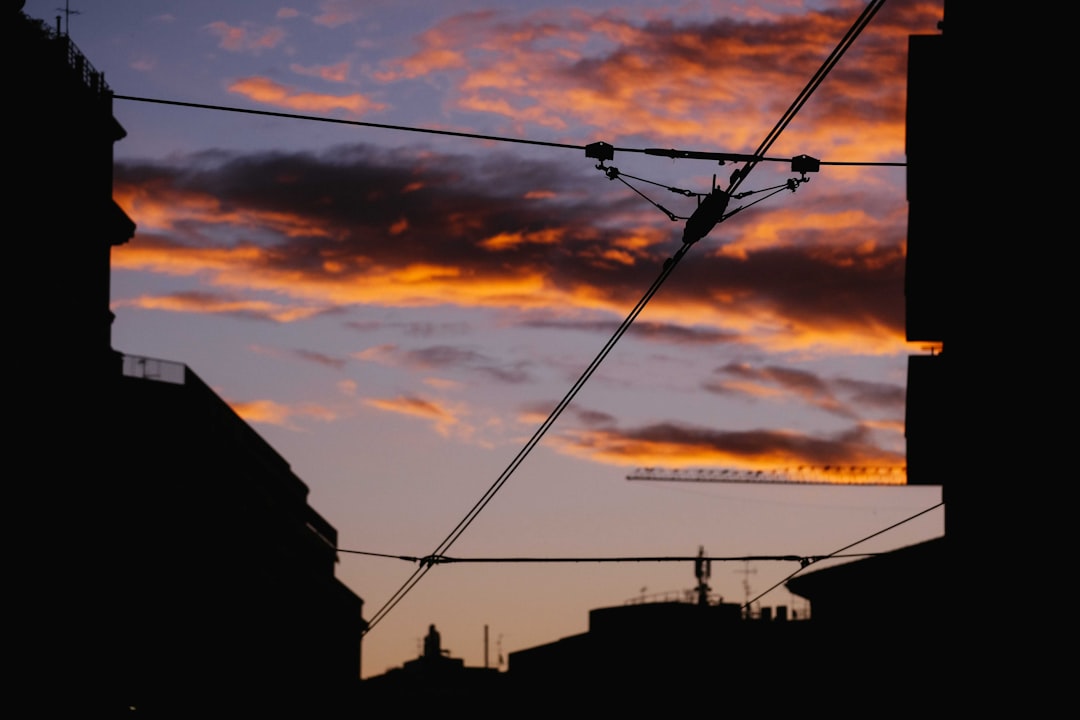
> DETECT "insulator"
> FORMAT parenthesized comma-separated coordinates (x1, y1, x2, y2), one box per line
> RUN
(682, 189, 730, 244)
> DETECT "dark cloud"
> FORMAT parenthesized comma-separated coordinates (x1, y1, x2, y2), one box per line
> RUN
(293, 349, 348, 370)
(574, 408, 616, 427)
(383, 343, 534, 384)
(405, 345, 488, 368)
(704, 362, 906, 420)
(575, 420, 903, 466)
(674, 244, 904, 334)
(116, 142, 904, 342)
(706, 362, 851, 418)
(478, 363, 532, 385)
(520, 317, 740, 345)
(344, 319, 473, 338)
(833, 377, 905, 410)
(736, 363, 829, 393)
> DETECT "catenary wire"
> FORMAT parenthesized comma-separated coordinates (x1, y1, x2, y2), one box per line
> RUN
(729, 0, 888, 194)
(111, 95, 902, 168)
(364, 240, 697, 634)
(108, 1, 903, 634)
(339, 551, 882, 564)
(365, 0, 895, 634)
(742, 501, 944, 610)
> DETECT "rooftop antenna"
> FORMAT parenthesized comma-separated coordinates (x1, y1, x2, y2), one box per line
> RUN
(56, 1, 80, 36)
(735, 561, 757, 617)
(693, 546, 711, 606)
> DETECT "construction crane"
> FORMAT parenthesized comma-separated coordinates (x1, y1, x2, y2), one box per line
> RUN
(626, 465, 910, 486)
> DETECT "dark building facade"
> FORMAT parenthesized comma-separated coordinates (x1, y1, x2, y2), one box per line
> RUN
(8, 7, 365, 714)
(107, 359, 367, 714)
(505, 599, 815, 713)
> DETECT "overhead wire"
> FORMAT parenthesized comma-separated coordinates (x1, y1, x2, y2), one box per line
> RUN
(365, 240, 696, 634)
(339, 550, 888, 564)
(117, 0, 906, 634)
(729, 0, 888, 195)
(365, 0, 897, 634)
(742, 501, 944, 610)
(351, 499, 944, 632)
(111, 95, 902, 169)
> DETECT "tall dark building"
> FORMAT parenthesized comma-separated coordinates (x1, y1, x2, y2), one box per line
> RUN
(8, 7, 365, 714)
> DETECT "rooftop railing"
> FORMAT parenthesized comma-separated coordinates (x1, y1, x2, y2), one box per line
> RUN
(31, 15, 111, 97)
(61, 33, 109, 96)
(121, 354, 186, 384)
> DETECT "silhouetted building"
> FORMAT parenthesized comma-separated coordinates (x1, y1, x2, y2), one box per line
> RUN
(505, 597, 813, 713)
(904, 0, 950, 492)
(8, 8, 364, 714)
(363, 624, 504, 709)
(786, 537, 946, 625)
(108, 358, 367, 714)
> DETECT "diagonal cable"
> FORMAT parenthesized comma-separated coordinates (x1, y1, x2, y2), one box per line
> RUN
(366, 0, 891, 635)
(742, 501, 943, 610)
(731, 0, 887, 194)
(365, 242, 695, 634)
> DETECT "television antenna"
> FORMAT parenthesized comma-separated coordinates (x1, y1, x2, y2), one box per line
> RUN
(56, 1, 80, 36)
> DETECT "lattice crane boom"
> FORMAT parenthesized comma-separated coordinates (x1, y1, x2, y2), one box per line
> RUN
(626, 465, 908, 486)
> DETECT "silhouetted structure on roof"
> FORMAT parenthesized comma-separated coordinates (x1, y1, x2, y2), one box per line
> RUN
(8, 7, 365, 714)
(363, 623, 504, 709)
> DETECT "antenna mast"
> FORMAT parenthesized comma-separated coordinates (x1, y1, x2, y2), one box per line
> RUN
(735, 561, 757, 617)
(693, 546, 712, 606)
(56, 1, 80, 36)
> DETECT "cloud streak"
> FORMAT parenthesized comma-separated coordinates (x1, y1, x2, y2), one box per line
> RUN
(227, 76, 386, 115)
(231, 398, 338, 429)
(113, 142, 906, 355)
(704, 362, 905, 419)
(368, 2, 938, 152)
(550, 420, 904, 470)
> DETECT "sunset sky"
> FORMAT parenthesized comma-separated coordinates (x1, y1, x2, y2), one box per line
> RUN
(25, 0, 945, 677)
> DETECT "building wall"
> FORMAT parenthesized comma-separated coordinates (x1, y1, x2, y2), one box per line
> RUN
(107, 367, 365, 712)
(7, 9, 365, 713)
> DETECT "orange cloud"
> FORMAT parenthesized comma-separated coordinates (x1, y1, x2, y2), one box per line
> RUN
(205, 21, 286, 53)
(113, 230, 905, 355)
(227, 76, 386, 115)
(231, 399, 292, 425)
(113, 183, 337, 240)
(479, 228, 564, 251)
(113, 128, 907, 357)
(424, 377, 462, 390)
(113, 292, 325, 323)
(290, 60, 350, 83)
(372, 14, 480, 81)
(718, 208, 889, 259)
(313, 2, 365, 28)
(230, 399, 336, 428)
(367, 5, 931, 159)
(363, 394, 470, 439)
(721, 380, 786, 401)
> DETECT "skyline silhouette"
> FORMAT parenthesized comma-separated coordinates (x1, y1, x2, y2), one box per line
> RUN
(15, 0, 947, 682)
